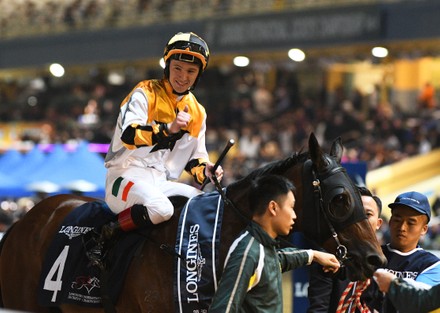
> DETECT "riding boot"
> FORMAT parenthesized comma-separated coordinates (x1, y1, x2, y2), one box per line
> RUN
(101, 204, 154, 240)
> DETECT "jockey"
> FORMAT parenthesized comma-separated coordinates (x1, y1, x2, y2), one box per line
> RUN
(102, 32, 223, 238)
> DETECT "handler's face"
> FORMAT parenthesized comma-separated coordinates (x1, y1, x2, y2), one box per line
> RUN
(362, 195, 382, 232)
(168, 59, 200, 94)
(389, 206, 428, 252)
(273, 191, 296, 237)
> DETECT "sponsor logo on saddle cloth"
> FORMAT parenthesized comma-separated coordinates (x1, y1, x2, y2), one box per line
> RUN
(59, 225, 94, 240)
(175, 191, 225, 313)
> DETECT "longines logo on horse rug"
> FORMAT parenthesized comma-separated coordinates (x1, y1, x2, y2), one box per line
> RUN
(174, 191, 224, 312)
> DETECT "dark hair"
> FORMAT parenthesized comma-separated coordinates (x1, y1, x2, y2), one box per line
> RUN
(357, 186, 382, 216)
(249, 175, 296, 216)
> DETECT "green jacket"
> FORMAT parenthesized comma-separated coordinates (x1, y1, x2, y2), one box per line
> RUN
(209, 222, 311, 313)
(388, 278, 440, 313)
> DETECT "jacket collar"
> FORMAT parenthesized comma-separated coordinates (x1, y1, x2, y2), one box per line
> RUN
(248, 221, 278, 248)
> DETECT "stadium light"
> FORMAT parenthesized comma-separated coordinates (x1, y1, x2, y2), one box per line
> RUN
(288, 48, 306, 62)
(49, 63, 65, 77)
(233, 56, 250, 67)
(159, 58, 166, 69)
(372, 46, 388, 58)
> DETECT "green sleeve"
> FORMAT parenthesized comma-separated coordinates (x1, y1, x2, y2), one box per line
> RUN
(277, 248, 309, 273)
(388, 278, 440, 312)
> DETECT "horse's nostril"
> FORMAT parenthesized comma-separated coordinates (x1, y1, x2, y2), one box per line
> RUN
(367, 254, 387, 268)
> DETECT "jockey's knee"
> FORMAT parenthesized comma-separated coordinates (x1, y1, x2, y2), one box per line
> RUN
(146, 201, 174, 224)
(159, 203, 174, 223)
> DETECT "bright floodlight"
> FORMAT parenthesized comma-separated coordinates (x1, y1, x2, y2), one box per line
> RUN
(233, 56, 250, 67)
(159, 58, 166, 69)
(108, 72, 125, 85)
(49, 63, 65, 77)
(372, 47, 388, 58)
(288, 48, 306, 62)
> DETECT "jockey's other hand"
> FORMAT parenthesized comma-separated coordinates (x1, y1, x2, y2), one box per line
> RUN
(205, 162, 224, 183)
(169, 105, 191, 134)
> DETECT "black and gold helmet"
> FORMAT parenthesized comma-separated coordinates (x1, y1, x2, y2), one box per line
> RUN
(163, 32, 209, 93)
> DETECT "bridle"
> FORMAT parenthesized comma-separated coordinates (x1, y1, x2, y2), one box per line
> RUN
(311, 176, 349, 264)
(307, 156, 366, 265)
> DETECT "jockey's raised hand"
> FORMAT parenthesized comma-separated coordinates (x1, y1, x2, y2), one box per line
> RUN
(205, 162, 224, 183)
(169, 105, 191, 134)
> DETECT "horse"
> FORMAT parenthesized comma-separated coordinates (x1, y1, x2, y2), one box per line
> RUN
(0, 133, 386, 312)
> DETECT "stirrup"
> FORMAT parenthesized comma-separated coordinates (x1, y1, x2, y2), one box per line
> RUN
(82, 232, 105, 269)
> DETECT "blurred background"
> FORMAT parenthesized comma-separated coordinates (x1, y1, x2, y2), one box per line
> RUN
(0, 0, 440, 311)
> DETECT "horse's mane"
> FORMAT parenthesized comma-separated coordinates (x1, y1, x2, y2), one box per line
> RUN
(234, 151, 308, 186)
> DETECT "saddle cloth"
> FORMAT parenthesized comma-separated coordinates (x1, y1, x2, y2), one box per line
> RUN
(37, 200, 145, 307)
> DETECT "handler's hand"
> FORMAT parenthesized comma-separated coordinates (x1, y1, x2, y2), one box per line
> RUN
(373, 269, 396, 293)
(312, 250, 340, 273)
(205, 162, 224, 183)
(169, 105, 191, 134)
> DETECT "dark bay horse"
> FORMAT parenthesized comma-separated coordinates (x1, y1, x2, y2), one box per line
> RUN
(0, 133, 386, 312)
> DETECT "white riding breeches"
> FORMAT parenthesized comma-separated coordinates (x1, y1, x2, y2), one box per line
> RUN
(105, 167, 203, 224)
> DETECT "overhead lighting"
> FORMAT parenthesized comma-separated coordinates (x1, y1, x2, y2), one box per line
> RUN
(372, 47, 388, 58)
(233, 56, 250, 67)
(49, 63, 65, 77)
(288, 48, 306, 62)
(108, 71, 125, 85)
(159, 58, 166, 69)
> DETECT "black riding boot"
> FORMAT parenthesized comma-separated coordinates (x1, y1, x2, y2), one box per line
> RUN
(101, 204, 154, 240)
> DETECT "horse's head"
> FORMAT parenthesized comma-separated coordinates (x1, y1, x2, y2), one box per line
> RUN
(302, 133, 387, 281)
(224, 133, 386, 280)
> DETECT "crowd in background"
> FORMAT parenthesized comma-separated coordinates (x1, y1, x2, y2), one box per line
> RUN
(1, 63, 440, 252)
(1, 64, 439, 175)
(0, 0, 416, 39)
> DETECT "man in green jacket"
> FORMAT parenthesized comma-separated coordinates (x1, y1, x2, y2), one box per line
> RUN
(209, 175, 340, 313)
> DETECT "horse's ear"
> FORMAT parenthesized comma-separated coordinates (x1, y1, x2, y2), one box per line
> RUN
(308, 132, 326, 169)
(329, 137, 343, 163)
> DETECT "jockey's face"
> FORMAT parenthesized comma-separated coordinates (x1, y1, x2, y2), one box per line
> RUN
(168, 59, 200, 94)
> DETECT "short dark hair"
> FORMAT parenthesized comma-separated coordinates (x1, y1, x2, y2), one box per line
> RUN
(249, 175, 296, 216)
(357, 186, 382, 216)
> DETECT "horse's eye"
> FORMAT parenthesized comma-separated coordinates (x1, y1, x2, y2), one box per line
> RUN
(327, 193, 352, 222)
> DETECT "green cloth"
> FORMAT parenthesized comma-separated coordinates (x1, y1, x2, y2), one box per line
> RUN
(388, 278, 440, 313)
